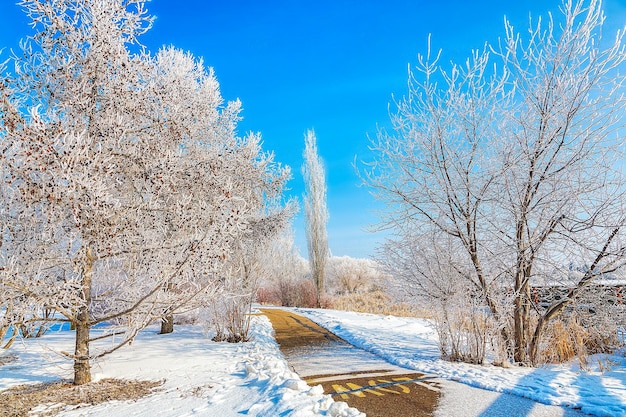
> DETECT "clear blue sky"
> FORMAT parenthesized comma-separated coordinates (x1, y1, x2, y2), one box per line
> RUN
(1, 0, 625, 259)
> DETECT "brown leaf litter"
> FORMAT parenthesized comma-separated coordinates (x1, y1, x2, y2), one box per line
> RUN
(0, 378, 163, 417)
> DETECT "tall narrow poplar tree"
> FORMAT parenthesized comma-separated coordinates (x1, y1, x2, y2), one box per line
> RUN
(302, 130, 329, 307)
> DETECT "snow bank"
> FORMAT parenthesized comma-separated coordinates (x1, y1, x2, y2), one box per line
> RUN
(297, 308, 626, 417)
(238, 315, 364, 417)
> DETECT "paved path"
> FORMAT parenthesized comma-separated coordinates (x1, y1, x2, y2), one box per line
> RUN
(261, 308, 440, 417)
(261, 308, 593, 417)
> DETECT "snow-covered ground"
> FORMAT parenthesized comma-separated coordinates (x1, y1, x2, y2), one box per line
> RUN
(297, 308, 626, 417)
(0, 315, 363, 417)
(1, 308, 625, 416)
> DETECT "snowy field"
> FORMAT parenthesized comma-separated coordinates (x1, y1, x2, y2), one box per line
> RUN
(297, 308, 626, 417)
(1, 308, 625, 416)
(0, 315, 362, 417)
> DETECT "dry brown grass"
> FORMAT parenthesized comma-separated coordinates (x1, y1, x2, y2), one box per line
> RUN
(0, 354, 17, 367)
(554, 321, 583, 362)
(0, 378, 163, 417)
(537, 315, 623, 368)
(329, 290, 432, 318)
(537, 318, 589, 366)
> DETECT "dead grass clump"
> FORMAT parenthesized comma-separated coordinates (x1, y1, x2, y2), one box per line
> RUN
(537, 314, 624, 368)
(538, 319, 588, 365)
(0, 354, 17, 367)
(329, 290, 429, 317)
(0, 378, 163, 417)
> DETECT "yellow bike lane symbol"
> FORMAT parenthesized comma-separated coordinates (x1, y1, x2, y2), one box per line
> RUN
(331, 376, 434, 399)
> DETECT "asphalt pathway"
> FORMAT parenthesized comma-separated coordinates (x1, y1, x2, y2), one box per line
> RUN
(261, 308, 593, 417)
(261, 308, 440, 417)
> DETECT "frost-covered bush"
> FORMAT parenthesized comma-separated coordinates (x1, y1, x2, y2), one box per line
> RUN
(326, 256, 382, 296)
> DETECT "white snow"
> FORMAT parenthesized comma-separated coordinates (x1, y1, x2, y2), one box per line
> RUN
(0, 315, 363, 417)
(296, 308, 626, 417)
(2, 308, 625, 416)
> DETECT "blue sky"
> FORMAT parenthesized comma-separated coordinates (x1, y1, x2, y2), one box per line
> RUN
(1, 0, 625, 259)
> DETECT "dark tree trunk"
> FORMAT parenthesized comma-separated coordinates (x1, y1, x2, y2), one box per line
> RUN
(160, 314, 174, 334)
(73, 247, 95, 385)
(513, 276, 531, 364)
(74, 318, 91, 385)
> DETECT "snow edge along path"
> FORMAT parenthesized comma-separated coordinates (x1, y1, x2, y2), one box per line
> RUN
(234, 314, 365, 417)
(296, 308, 626, 417)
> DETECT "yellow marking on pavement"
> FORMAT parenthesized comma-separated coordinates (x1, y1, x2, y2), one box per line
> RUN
(328, 376, 442, 398)
(367, 380, 402, 395)
(362, 385, 386, 397)
(414, 380, 441, 392)
(345, 383, 367, 397)
(333, 383, 362, 399)
(377, 378, 410, 393)
(391, 377, 414, 393)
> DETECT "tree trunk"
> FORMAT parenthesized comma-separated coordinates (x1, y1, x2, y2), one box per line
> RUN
(529, 316, 545, 365)
(316, 284, 322, 309)
(468, 247, 513, 358)
(514, 271, 531, 364)
(160, 314, 174, 334)
(74, 316, 91, 385)
(74, 247, 95, 385)
(160, 281, 175, 334)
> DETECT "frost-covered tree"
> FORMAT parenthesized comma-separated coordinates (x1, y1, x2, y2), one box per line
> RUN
(145, 47, 291, 334)
(302, 129, 329, 307)
(256, 228, 311, 306)
(1, 0, 163, 385)
(210, 202, 295, 342)
(327, 256, 380, 295)
(0, 0, 290, 384)
(367, 0, 626, 365)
